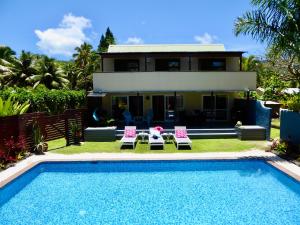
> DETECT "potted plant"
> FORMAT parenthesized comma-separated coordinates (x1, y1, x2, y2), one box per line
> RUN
(70, 122, 81, 145)
(32, 122, 48, 154)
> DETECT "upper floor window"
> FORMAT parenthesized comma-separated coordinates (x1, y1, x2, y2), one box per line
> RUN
(198, 58, 226, 71)
(114, 59, 139, 72)
(155, 58, 180, 71)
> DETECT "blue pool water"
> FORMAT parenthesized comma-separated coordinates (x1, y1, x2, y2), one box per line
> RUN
(1, 160, 300, 225)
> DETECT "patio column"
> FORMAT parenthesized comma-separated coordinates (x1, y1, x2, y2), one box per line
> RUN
(137, 92, 140, 117)
(211, 91, 214, 121)
(174, 91, 177, 124)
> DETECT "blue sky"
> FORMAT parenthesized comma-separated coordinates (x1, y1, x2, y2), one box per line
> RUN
(0, 0, 266, 60)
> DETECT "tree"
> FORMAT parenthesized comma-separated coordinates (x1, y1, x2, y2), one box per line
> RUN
(28, 56, 69, 89)
(234, 0, 300, 85)
(0, 51, 37, 87)
(242, 55, 259, 72)
(97, 27, 116, 53)
(64, 62, 79, 90)
(73, 42, 98, 91)
(234, 0, 300, 55)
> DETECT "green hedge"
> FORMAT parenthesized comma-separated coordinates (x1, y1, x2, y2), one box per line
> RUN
(0, 86, 86, 114)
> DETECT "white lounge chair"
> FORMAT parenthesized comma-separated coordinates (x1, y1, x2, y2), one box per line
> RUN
(120, 126, 137, 149)
(173, 126, 192, 149)
(149, 128, 165, 149)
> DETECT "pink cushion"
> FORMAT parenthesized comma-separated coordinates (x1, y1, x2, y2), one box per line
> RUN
(125, 129, 136, 138)
(175, 129, 187, 138)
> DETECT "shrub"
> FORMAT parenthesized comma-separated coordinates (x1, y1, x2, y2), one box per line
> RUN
(270, 138, 288, 154)
(283, 94, 300, 112)
(0, 96, 30, 117)
(0, 86, 86, 114)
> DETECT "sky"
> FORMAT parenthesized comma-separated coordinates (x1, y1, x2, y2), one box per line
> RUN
(0, 0, 266, 60)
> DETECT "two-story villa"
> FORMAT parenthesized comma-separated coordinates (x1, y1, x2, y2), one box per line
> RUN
(91, 44, 256, 126)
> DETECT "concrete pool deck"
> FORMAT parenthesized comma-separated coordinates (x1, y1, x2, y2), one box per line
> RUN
(1, 150, 300, 188)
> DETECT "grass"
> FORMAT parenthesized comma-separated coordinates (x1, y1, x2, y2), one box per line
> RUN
(271, 118, 280, 140)
(48, 138, 268, 155)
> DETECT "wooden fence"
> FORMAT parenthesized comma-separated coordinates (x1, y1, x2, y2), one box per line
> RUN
(0, 109, 87, 151)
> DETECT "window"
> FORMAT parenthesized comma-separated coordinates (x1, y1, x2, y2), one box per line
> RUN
(198, 58, 226, 71)
(112, 96, 128, 120)
(114, 59, 139, 72)
(203, 95, 228, 120)
(165, 95, 183, 120)
(155, 58, 180, 71)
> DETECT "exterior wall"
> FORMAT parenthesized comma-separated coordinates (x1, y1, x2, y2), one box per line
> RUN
(100, 92, 237, 120)
(93, 72, 256, 92)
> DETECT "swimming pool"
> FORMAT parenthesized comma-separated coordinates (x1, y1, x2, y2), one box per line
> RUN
(1, 160, 300, 225)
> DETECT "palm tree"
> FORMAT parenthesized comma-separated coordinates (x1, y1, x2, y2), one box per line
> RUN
(242, 55, 259, 72)
(234, 0, 300, 56)
(0, 51, 37, 87)
(64, 62, 79, 90)
(73, 42, 98, 91)
(28, 56, 69, 89)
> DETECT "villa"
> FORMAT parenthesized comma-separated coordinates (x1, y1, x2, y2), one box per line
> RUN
(90, 44, 256, 126)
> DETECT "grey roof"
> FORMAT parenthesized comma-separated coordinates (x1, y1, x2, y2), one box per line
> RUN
(107, 44, 226, 53)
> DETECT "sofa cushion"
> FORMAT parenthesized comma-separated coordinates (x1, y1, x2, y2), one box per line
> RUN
(175, 129, 187, 138)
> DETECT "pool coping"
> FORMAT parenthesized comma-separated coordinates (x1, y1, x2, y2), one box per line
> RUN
(1, 150, 300, 188)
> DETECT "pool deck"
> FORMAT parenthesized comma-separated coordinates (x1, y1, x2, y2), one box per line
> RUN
(1, 150, 300, 188)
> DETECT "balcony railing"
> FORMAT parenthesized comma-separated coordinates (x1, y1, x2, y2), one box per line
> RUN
(93, 71, 256, 92)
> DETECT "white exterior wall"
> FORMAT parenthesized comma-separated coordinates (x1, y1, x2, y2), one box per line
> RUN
(93, 72, 256, 92)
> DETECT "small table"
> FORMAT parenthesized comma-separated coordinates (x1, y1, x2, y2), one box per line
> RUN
(162, 132, 173, 143)
(138, 132, 149, 143)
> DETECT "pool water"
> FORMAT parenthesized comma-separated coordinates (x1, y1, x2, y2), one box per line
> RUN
(1, 160, 300, 225)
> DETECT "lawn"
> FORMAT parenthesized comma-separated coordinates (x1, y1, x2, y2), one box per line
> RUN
(271, 118, 280, 140)
(48, 138, 268, 154)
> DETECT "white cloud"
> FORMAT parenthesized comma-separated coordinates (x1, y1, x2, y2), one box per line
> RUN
(194, 33, 218, 44)
(125, 37, 144, 45)
(35, 13, 91, 57)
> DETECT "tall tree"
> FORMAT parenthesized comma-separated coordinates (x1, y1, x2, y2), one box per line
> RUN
(234, 0, 300, 85)
(73, 42, 98, 91)
(0, 51, 37, 87)
(234, 0, 300, 55)
(97, 27, 116, 53)
(28, 56, 69, 89)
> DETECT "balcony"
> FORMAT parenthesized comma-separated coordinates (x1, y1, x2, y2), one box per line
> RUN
(93, 71, 256, 92)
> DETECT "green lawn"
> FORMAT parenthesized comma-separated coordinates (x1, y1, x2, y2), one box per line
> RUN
(271, 118, 280, 140)
(48, 138, 267, 154)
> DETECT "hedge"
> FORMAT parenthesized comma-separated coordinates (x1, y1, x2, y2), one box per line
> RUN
(0, 86, 86, 114)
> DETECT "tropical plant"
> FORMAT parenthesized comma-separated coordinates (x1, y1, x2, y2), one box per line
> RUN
(0, 96, 30, 117)
(242, 55, 259, 72)
(28, 56, 69, 89)
(0, 51, 37, 87)
(70, 122, 81, 145)
(1, 135, 27, 169)
(234, 0, 300, 84)
(283, 94, 300, 111)
(32, 122, 47, 154)
(64, 62, 79, 90)
(0, 87, 86, 114)
(234, 0, 300, 56)
(73, 42, 98, 91)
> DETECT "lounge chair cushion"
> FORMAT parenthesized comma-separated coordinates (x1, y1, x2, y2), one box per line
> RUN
(175, 129, 188, 138)
(125, 129, 136, 137)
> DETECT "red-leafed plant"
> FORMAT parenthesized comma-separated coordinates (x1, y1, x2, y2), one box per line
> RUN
(0, 135, 27, 169)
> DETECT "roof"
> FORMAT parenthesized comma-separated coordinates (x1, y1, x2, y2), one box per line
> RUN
(107, 44, 226, 53)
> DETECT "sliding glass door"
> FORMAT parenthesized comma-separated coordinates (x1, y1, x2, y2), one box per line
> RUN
(203, 95, 228, 121)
